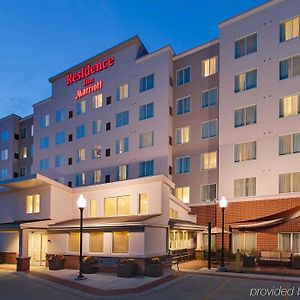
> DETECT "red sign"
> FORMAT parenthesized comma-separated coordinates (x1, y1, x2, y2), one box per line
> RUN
(66, 57, 114, 86)
(75, 81, 103, 100)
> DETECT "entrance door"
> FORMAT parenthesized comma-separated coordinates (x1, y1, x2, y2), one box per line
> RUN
(28, 233, 47, 266)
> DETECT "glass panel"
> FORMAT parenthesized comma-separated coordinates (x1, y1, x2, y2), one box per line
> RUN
(90, 233, 103, 252)
(244, 233, 256, 251)
(279, 173, 291, 193)
(246, 33, 257, 54)
(68, 233, 80, 252)
(139, 193, 148, 214)
(279, 135, 292, 155)
(113, 232, 129, 253)
(293, 55, 300, 77)
(104, 197, 117, 217)
(234, 179, 244, 197)
(246, 105, 257, 125)
(33, 194, 40, 213)
(292, 172, 300, 192)
(245, 177, 256, 196)
(293, 133, 300, 153)
(117, 195, 130, 215)
(279, 233, 291, 251)
(246, 69, 257, 89)
(292, 233, 300, 253)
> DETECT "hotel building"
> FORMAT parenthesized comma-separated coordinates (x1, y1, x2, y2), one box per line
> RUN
(1, 0, 300, 271)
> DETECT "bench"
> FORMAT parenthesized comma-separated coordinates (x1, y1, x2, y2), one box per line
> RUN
(258, 251, 292, 267)
(169, 249, 193, 271)
(97, 257, 120, 273)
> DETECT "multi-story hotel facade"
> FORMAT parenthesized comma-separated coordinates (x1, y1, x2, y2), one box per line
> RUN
(1, 0, 300, 271)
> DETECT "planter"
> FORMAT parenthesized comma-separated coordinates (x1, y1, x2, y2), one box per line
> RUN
(0, 253, 4, 264)
(116, 263, 136, 278)
(145, 263, 163, 277)
(81, 263, 98, 274)
(242, 255, 256, 267)
(48, 259, 65, 270)
(292, 256, 300, 269)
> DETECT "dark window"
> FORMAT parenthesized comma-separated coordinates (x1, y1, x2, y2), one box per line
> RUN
(21, 128, 27, 139)
(105, 175, 110, 183)
(67, 181, 72, 187)
(68, 157, 72, 165)
(106, 96, 112, 105)
(14, 153, 19, 160)
(68, 134, 73, 142)
(69, 111, 73, 119)
(169, 166, 172, 175)
(169, 136, 172, 146)
(169, 106, 173, 116)
(106, 122, 111, 131)
(14, 134, 19, 140)
(13, 172, 19, 178)
(105, 148, 111, 157)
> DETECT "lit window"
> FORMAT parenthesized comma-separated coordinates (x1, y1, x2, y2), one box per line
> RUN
(68, 233, 79, 252)
(280, 16, 300, 42)
(279, 94, 300, 118)
(201, 184, 217, 202)
(175, 187, 190, 203)
(140, 74, 154, 93)
(176, 127, 190, 144)
(90, 233, 103, 252)
(77, 148, 85, 162)
(235, 33, 257, 59)
(176, 66, 191, 86)
(116, 111, 129, 127)
(77, 101, 86, 115)
(279, 233, 300, 253)
(138, 193, 148, 214)
(104, 195, 130, 216)
(234, 177, 256, 197)
(202, 152, 217, 170)
(117, 83, 129, 100)
(117, 165, 128, 181)
(279, 133, 300, 155)
(93, 170, 101, 184)
(93, 94, 103, 109)
(90, 199, 97, 217)
(202, 120, 217, 139)
(169, 208, 179, 219)
(92, 145, 101, 159)
(279, 54, 300, 80)
(139, 131, 154, 148)
(176, 157, 190, 174)
(75, 173, 85, 187)
(202, 56, 218, 77)
(176, 96, 191, 115)
(139, 160, 154, 177)
(26, 194, 40, 214)
(235, 105, 257, 127)
(0, 149, 8, 161)
(113, 232, 129, 253)
(116, 137, 129, 154)
(279, 172, 300, 193)
(233, 233, 256, 253)
(139, 103, 154, 120)
(40, 114, 50, 128)
(201, 88, 218, 108)
(235, 69, 257, 93)
(234, 141, 256, 162)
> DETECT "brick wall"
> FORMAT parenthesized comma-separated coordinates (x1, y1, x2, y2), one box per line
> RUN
(0, 252, 17, 264)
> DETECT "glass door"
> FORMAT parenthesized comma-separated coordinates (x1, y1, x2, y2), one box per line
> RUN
(28, 233, 47, 266)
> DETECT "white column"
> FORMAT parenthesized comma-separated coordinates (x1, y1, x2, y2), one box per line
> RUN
(18, 229, 29, 257)
(196, 231, 204, 251)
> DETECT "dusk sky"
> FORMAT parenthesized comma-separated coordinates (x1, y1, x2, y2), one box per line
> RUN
(0, 0, 268, 119)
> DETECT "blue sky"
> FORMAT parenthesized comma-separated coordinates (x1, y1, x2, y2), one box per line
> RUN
(0, 0, 268, 118)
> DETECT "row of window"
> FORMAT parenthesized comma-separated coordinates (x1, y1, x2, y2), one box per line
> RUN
(175, 184, 217, 203)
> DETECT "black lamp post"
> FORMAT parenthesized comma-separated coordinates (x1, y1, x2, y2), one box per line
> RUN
(219, 196, 227, 269)
(75, 194, 86, 280)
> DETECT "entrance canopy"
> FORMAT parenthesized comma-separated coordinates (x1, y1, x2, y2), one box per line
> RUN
(169, 219, 206, 231)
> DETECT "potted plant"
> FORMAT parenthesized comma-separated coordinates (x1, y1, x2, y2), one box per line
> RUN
(81, 256, 98, 274)
(145, 257, 163, 277)
(0, 253, 4, 264)
(47, 254, 65, 270)
(116, 258, 136, 278)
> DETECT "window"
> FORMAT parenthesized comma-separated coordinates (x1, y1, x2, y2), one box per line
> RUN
(0, 149, 8, 161)
(90, 233, 103, 252)
(235, 105, 257, 127)
(175, 187, 190, 203)
(117, 165, 128, 181)
(76, 125, 86, 139)
(0, 168, 8, 180)
(202, 56, 218, 77)
(279, 133, 300, 155)
(201, 184, 217, 202)
(92, 120, 102, 134)
(68, 134, 73, 142)
(105, 148, 111, 157)
(280, 16, 300, 42)
(113, 232, 129, 253)
(77, 100, 86, 115)
(56, 109, 65, 123)
(279, 233, 300, 253)
(140, 74, 154, 92)
(75, 173, 85, 187)
(68, 233, 79, 252)
(40, 136, 49, 149)
(68, 157, 73, 165)
(20, 147, 28, 159)
(90, 199, 97, 217)
(106, 96, 112, 105)
(93, 170, 101, 184)
(176, 157, 190, 174)
(139, 102, 154, 120)
(138, 193, 148, 214)
(203, 234, 216, 251)
(176, 66, 191, 86)
(279, 172, 300, 193)
(139, 131, 154, 148)
(77, 148, 86, 162)
(139, 160, 154, 177)
(279, 54, 300, 80)
(176, 96, 191, 115)
(26, 194, 40, 214)
(169, 208, 179, 219)
(233, 233, 256, 252)
(176, 127, 190, 144)
(202, 120, 217, 139)
(117, 83, 129, 100)
(55, 131, 65, 145)
(20, 167, 26, 177)
(31, 125, 34, 136)
(279, 94, 300, 118)
(116, 137, 129, 154)
(202, 151, 217, 170)
(104, 195, 131, 216)
(235, 33, 257, 59)
(1, 130, 9, 142)
(20, 128, 27, 139)
(234, 177, 256, 197)
(93, 94, 102, 109)
(39, 158, 49, 171)
(55, 154, 64, 168)
(201, 88, 218, 108)
(105, 175, 110, 183)
(69, 111, 73, 119)
(235, 69, 257, 93)
(92, 145, 101, 159)
(116, 110, 129, 127)
(106, 122, 111, 131)
(40, 114, 50, 128)
(234, 141, 256, 162)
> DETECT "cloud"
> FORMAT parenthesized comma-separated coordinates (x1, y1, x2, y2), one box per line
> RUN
(0, 96, 34, 119)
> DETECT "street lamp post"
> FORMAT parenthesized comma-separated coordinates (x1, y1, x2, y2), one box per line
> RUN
(219, 196, 228, 269)
(75, 194, 87, 280)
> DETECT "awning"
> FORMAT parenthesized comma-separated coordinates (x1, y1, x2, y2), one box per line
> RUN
(203, 227, 230, 234)
(0, 219, 51, 231)
(169, 219, 206, 231)
(231, 205, 300, 230)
